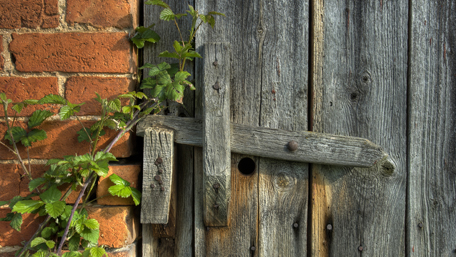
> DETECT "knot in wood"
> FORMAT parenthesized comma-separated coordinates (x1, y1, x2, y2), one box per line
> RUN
(287, 140, 299, 151)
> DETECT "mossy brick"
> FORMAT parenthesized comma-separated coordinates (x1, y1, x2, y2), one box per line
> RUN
(66, 77, 135, 116)
(0, 0, 59, 29)
(86, 205, 139, 248)
(66, 0, 135, 29)
(97, 164, 141, 206)
(9, 33, 134, 73)
(0, 120, 133, 160)
(0, 77, 59, 117)
(0, 209, 45, 247)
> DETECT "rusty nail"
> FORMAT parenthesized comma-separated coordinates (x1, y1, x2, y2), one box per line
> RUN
(213, 204, 219, 209)
(358, 245, 363, 252)
(158, 181, 163, 185)
(150, 184, 155, 188)
(158, 169, 163, 174)
(326, 224, 333, 231)
(155, 157, 163, 165)
(293, 222, 299, 228)
(418, 222, 423, 228)
(160, 186, 165, 191)
(154, 175, 162, 181)
(250, 246, 256, 251)
(213, 183, 220, 189)
(213, 60, 218, 67)
(287, 140, 298, 152)
(213, 82, 220, 90)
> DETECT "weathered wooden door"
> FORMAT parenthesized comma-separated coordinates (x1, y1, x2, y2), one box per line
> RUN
(138, 0, 456, 256)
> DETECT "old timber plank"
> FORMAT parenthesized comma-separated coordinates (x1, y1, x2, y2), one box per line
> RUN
(137, 115, 387, 168)
(311, 1, 407, 256)
(202, 43, 231, 226)
(408, 1, 456, 256)
(257, 0, 309, 255)
(195, 0, 260, 255)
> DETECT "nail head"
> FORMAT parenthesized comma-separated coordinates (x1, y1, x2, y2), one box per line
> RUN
(250, 246, 256, 251)
(358, 246, 363, 252)
(158, 169, 163, 174)
(418, 222, 423, 228)
(326, 224, 333, 230)
(213, 82, 220, 90)
(154, 175, 161, 181)
(155, 157, 163, 165)
(293, 222, 299, 228)
(213, 183, 220, 189)
(287, 140, 299, 152)
(213, 61, 218, 66)
(150, 184, 155, 188)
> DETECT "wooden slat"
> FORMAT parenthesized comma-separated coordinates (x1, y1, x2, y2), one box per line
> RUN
(311, 1, 407, 256)
(137, 115, 387, 168)
(141, 127, 174, 224)
(202, 42, 231, 226)
(257, 0, 309, 255)
(408, 1, 456, 256)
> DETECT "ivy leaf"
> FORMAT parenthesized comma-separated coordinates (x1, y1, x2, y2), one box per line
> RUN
(28, 110, 53, 128)
(68, 234, 81, 251)
(131, 188, 142, 206)
(94, 151, 117, 162)
(45, 201, 66, 218)
(10, 213, 23, 232)
(84, 219, 100, 230)
(145, 0, 170, 9)
(12, 200, 45, 214)
(109, 174, 130, 186)
(38, 94, 66, 105)
(39, 185, 61, 204)
(158, 50, 180, 59)
(4, 127, 27, 145)
(20, 129, 47, 147)
(80, 228, 99, 244)
(29, 177, 47, 192)
(108, 185, 132, 198)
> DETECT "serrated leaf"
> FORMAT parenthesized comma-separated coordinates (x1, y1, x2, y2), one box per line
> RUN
(9, 195, 23, 209)
(131, 188, 142, 206)
(73, 153, 93, 165)
(140, 107, 155, 116)
(31, 237, 55, 249)
(68, 234, 81, 251)
(60, 204, 73, 220)
(108, 174, 130, 186)
(46, 159, 61, 165)
(29, 177, 47, 192)
(45, 201, 66, 218)
(182, 51, 202, 59)
(39, 185, 61, 203)
(108, 185, 132, 198)
(10, 213, 22, 232)
(122, 106, 132, 114)
(41, 226, 57, 239)
(23, 99, 39, 105)
(12, 200, 44, 214)
(208, 11, 225, 16)
(0, 200, 8, 206)
(0, 92, 6, 101)
(86, 247, 107, 257)
(135, 91, 147, 99)
(63, 251, 82, 257)
(94, 151, 117, 162)
(173, 40, 182, 53)
(148, 62, 171, 77)
(107, 99, 121, 112)
(59, 105, 75, 120)
(38, 94, 66, 105)
(20, 129, 47, 147)
(84, 219, 99, 230)
(0, 212, 14, 221)
(158, 50, 180, 59)
(174, 71, 191, 83)
(28, 110, 53, 128)
(160, 8, 175, 21)
(76, 127, 105, 143)
(174, 13, 187, 19)
(145, 0, 170, 8)
(4, 127, 27, 145)
(12, 103, 25, 114)
(32, 250, 49, 257)
(140, 78, 157, 89)
(80, 228, 99, 243)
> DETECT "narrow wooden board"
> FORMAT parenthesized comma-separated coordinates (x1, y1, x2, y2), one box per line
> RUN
(141, 127, 174, 224)
(311, 1, 407, 256)
(202, 43, 231, 227)
(408, 1, 456, 255)
(137, 115, 387, 168)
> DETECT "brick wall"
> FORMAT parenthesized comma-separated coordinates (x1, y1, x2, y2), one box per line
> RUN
(0, 1, 141, 256)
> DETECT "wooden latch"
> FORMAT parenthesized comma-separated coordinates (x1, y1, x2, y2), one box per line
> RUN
(139, 42, 391, 227)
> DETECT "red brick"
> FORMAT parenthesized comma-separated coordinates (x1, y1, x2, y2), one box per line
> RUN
(0, 120, 133, 160)
(66, 0, 134, 29)
(9, 33, 133, 73)
(41, 15, 59, 28)
(66, 77, 135, 116)
(106, 243, 137, 257)
(0, 0, 58, 29)
(0, 35, 3, 71)
(97, 164, 140, 206)
(0, 208, 45, 247)
(0, 77, 59, 117)
(86, 205, 139, 248)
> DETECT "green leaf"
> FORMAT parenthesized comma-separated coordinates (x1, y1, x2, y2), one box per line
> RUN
(173, 40, 182, 53)
(10, 213, 23, 232)
(0, 212, 14, 221)
(28, 110, 53, 128)
(84, 219, 100, 230)
(108, 185, 132, 198)
(0, 92, 6, 101)
(76, 127, 105, 143)
(4, 127, 27, 145)
(80, 228, 99, 243)
(31, 237, 55, 249)
(145, 0, 170, 8)
(207, 11, 226, 16)
(9, 196, 23, 209)
(38, 94, 66, 105)
(12, 200, 44, 214)
(68, 234, 81, 251)
(148, 62, 171, 77)
(174, 71, 191, 83)
(131, 188, 142, 206)
(73, 153, 93, 165)
(63, 251, 82, 257)
(107, 99, 121, 112)
(158, 50, 180, 59)
(86, 247, 107, 257)
(29, 177, 47, 192)
(140, 78, 157, 89)
(59, 105, 75, 120)
(122, 106, 132, 114)
(174, 13, 187, 19)
(60, 204, 73, 220)
(39, 185, 61, 203)
(20, 129, 47, 147)
(46, 159, 61, 165)
(41, 226, 57, 239)
(32, 250, 50, 257)
(23, 99, 39, 105)
(94, 151, 117, 162)
(160, 8, 175, 21)
(45, 201, 66, 218)
(135, 91, 147, 99)
(109, 174, 130, 186)
(12, 103, 25, 114)
(0, 200, 8, 206)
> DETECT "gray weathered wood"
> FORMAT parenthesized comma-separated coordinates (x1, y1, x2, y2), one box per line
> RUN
(137, 115, 388, 168)
(408, 1, 456, 256)
(202, 42, 231, 227)
(257, 0, 309, 255)
(311, 1, 407, 256)
(141, 127, 174, 224)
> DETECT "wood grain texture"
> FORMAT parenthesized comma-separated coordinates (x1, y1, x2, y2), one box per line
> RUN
(257, 0, 309, 255)
(137, 115, 387, 168)
(202, 43, 231, 226)
(311, 1, 408, 256)
(141, 127, 174, 224)
(195, 0, 260, 255)
(408, 1, 456, 256)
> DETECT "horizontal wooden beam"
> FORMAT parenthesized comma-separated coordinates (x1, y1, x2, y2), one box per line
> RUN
(137, 116, 388, 168)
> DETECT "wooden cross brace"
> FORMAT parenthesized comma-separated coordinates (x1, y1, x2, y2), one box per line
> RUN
(139, 42, 391, 227)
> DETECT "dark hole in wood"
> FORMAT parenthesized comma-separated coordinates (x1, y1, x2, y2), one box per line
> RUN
(238, 157, 256, 175)
(350, 93, 358, 100)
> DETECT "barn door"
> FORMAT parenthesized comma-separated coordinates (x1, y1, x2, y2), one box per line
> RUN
(138, 0, 408, 256)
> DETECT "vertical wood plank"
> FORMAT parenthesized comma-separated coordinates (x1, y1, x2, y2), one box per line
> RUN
(195, 0, 260, 255)
(257, 0, 309, 256)
(141, 127, 174, 224)
(202, 42, 231, 227)
(311, 1, 408, 256)
(408, 1, 456, 256)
